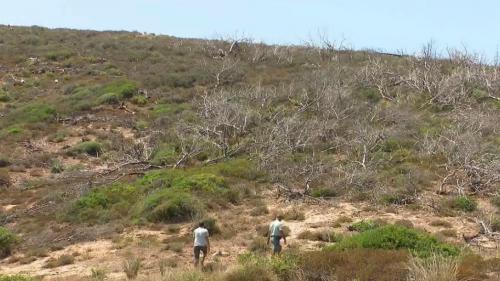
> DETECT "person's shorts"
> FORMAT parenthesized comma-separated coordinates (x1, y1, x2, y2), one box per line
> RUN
(194, 246, 208, 259)
(271, 236, 282, 253)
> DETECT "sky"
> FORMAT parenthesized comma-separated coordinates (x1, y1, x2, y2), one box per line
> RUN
(1, 0, 499, 60)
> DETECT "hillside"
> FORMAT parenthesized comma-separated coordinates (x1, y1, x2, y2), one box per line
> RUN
(0, 25, 499, 280)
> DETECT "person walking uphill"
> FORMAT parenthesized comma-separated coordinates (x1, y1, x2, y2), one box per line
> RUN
(268, 215, 286, 256)
(193, 222, 210, 267)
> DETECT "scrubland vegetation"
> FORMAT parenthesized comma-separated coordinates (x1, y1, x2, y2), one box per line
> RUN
(0, 25, 499, 280)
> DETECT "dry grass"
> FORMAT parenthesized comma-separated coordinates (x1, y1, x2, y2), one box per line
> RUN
(281, 209, 305, 221)
(407, 255, 458, 281)
(429, 220, 452, 228)
(43, 254, 75, 268)
(296, 229, 340, 242)
(438, 229, 457, 238)
(248, 236, 268, 253)
(299, 249, 409, 281)
(123, 257, 142, 280)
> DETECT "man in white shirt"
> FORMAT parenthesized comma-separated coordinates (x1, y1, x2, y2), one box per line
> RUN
(267, 215, 286, 255)
(193, 222, 210, 267)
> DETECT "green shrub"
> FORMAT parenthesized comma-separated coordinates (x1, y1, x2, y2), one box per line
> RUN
(131, 95, 147, 105)
(102, 80, 138, 99)
(87, 80, 138, 105)
(142, 190, 198, 223)
(70, 141, 103, 157)
(311, 187, 338, 198)
(97, 92, 120, 104)
(0, 227, 17, 259)
(45, 49, 74, 61)
(152, 103, 191, 117)
(7, 127, 22, 135)
(356, 87, 381, 103)
(328, 224, 460, 257)
(449, 196, 477, 212)
(381, 192, 416, 205)
(199, 218, 221, 235)
(0, 275, 35, 281)
(0, 89, 10, 102)
(50, 159, 64, 173)
(69, 183, 139, 223)
(348, 220, 382, 232)
(151, 144, 178, 166)
(216, 159, 264, 181)
(7, 103, 56, 124)
(171, 173, 227, 193)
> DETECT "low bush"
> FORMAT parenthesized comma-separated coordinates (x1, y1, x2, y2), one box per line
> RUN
(250, 204, 269, 217)
(429, 219, 452, 228)
(0, 156, 10, 167)
(45, 49, 75, 61)
(68, 183, 139, 223)
(348, 220, 382, 232)
(123, 257, 141, 280)
(160, 270, 205, 281)
(457, 254, 489, 281)
(69, 141, 103, 157)
(165, 242, 184, 253)
(297, 230, 341, 242)
(328, 224, 460, 257)
(491, 196, 500, 210)
(332, 216, 353, 227)
(50, 159, 64, 173)
(142, 190, 198, 223)
(0, 168, 10, 187)
(281, 209, 305, 221)
(0, 89, 10, 102)
(131, 95, 147, 105)
(43, 254, 75, 268)
(311, 187, 338, 198)
(199, 218, 221, 235)
(91, 268, 107, 281)
(448, 196, 477, 212)
(102, 80, 138, 99)
(6, 103, 57, 124)
(491, 217, 500, 232)
(298, 249, 409, 281)
(97, 92, 120, 104)
(394, 219, 414, 229)
(438, 229, 457, 238)
(215, 159, 264, 181)
(224, 262, 278, 281)
(255, 224, 269, 237)
(172, 173, 228, 193)
(0, 227, 17, 259)
(248, 236, 269, 253)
